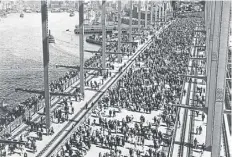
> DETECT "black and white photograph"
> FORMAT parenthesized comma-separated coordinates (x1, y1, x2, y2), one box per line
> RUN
(0, 0, 231, 157)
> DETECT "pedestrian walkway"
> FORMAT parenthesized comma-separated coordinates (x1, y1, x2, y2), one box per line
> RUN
(172, 24, 209, 157)
(172, 30, 197, 157)
(191, 49, 207, 157)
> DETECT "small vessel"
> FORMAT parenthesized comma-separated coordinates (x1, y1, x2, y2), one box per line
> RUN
(51, 8, 61, 13)
(35, 9, 41, 13)
(69, 12, 75, 17)
(24, 9, 32, 13)
(74, 25, 78, 34)
(48, 30, 55, 43)
(20, 13, 24, 18)
(86, 34, 102, 46)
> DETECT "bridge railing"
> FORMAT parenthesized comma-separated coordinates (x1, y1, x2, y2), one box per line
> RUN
(0, 74, 81, 138)
(167, 32, 195, 157)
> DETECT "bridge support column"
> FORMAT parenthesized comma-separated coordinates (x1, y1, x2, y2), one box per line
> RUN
(79, 1, 85, 97)
(205, 1, 212, 110)
(118, 0, 122, 61)
(163, 2, 166, 22)
(102, 0, 106, 70)
(154, 6, 157, 30)
(129, 0, 132, 52)
(145, 0, 148, 29)
(138, 1, 141, 30)
(211, 2, 230, 157)
(158, 6, 162, 23)
(150, 2, 153, 26)
(41, 0, 51, 130)
(204, 1, 207, 27)
(205, 1, 219, 149)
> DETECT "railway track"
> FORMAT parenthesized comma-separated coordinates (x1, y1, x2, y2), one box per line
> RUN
(178, 82, 191, 157)
(222, 117, 230, 157)
(187, 33, 199, 157)
(168, 73, 187, 157)
(38, 36, 154, 157)
(176, 22, 230, 157)
(177, 26, 199, 157)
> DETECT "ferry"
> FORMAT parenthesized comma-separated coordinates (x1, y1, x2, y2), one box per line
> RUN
(51, 8, 62, 13)
(69, 12, 75, 17)
(24, 9, 32, 13)
(20, 13, 24, 18)
(35, 9, 41, 13)
(48, 30, 55, 43)
(86, 34, 102, 45)
(74, 25, 78, 34)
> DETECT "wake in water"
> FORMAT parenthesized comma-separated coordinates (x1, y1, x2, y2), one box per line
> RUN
(55, 38, 78, 48)
(50, 43, 78, 57)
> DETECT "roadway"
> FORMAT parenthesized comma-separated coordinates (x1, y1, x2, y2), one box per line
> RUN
(4, 21, 171, 157)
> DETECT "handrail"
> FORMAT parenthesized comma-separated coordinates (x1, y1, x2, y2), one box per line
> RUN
(0, 54, 106, 138)
(168, 27, 197, 157)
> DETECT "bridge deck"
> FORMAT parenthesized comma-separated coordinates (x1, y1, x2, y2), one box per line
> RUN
(5, 24, 165, 157)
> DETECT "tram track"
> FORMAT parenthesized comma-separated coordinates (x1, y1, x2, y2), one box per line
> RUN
(179, 23, 205, 157)
(177, 26, 198, 157)
(178, 82, 191, 157)
(38, 36, 154, 157)
(223, 80, 231, 157)
(188, 24, 208, 157)
(222, 117, 230, 157)
(187, 40, 198, 157)
(168, 70, 187, 157)
(178, 22, 230, 157)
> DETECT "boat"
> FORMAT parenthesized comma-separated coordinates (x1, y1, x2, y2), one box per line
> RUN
(35, 9, 41, 13)
(51, 9, 62, 13)
(86, 34, 102, 46)
(20, 13, 24, 18)
(74, 25, 78, 34)
(69, 12, 75, 17)
(48, 30, 55, 43)
(24, 9, 32, 13)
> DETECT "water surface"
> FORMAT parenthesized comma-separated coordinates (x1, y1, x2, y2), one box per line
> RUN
(0, 12, 100, 106)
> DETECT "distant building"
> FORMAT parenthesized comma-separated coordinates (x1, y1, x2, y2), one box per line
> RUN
(132, 4, 151, 20)
(49, 0, 77, 9)
(50, 1, 64, 8)
(0, 1, 17, 10)
(23, 1, 41, 9)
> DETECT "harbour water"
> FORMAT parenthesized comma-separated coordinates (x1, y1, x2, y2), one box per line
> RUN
(0, 12, 100, 106)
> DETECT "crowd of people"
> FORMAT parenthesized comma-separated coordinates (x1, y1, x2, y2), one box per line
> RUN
(121, 17, 145, 26)
(0, 22, 153, 157)
(0, 30, 135, 134)
(0, 11, 208, 157)
(52, 17, 199, 157)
